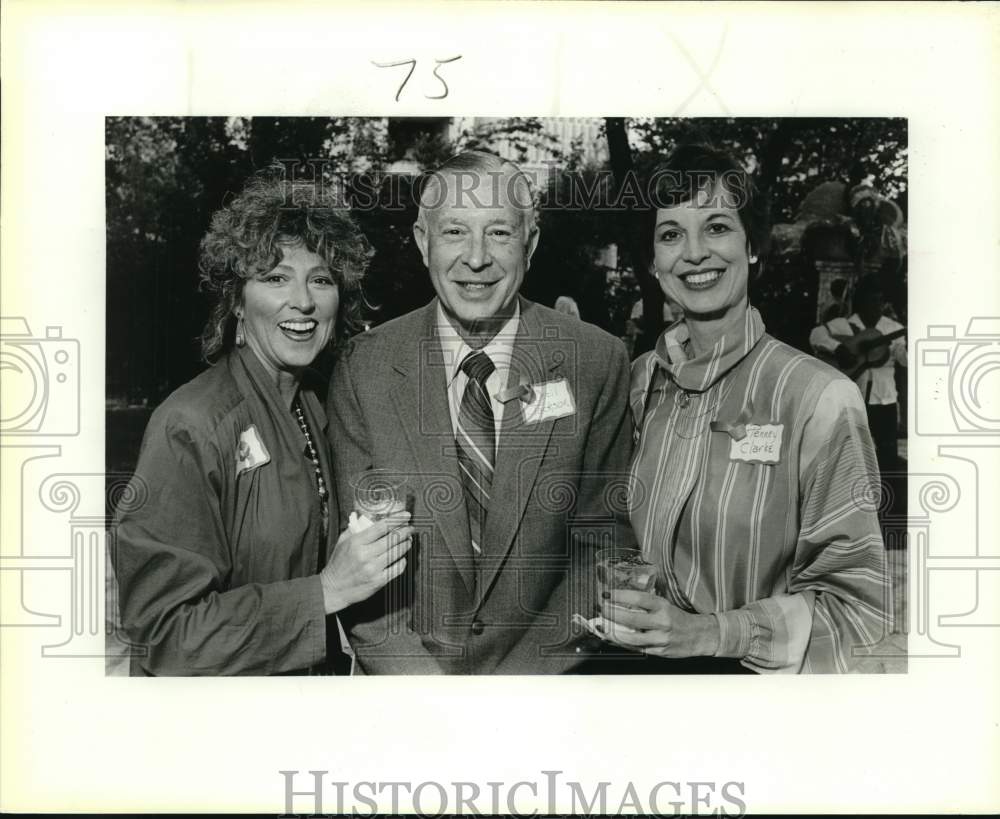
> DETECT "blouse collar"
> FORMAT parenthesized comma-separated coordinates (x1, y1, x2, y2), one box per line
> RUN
(229, 343, 328, 432)
(652, 306, 766, 393)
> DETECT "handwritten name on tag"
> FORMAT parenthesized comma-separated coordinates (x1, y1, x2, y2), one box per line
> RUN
(521, 378, 576, 425)
(729, 423, 783, 464)
(236, 424, 270, 475)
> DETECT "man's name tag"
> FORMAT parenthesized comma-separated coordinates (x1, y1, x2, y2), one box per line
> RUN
(521, 378, 576, 425)
(236, 424, 270, 475)
(729, 423, 783, 464)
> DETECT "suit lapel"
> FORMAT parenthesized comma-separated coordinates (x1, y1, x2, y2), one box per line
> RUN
(479, 299, 562, 601)
(389, 302, 475, 595)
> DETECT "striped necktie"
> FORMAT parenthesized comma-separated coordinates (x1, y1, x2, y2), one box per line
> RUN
(456, 350, 496, 558)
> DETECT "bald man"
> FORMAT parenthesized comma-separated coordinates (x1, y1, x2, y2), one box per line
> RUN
(328, 151, 635, 674)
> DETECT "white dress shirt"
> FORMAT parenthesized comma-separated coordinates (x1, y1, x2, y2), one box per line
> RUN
(436, 302, 520, 454)
(808, 313, 907, 405)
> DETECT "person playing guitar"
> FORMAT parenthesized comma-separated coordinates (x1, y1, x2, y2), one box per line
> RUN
(816, 323, 907, 382)
(809, 275, 907, 475)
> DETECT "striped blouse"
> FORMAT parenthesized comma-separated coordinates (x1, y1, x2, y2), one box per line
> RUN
(628, 307, 891, 673)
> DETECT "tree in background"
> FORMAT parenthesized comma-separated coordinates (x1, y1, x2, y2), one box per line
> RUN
(106, 115, 906, 405)
(107, 116, 399, 402)
(351, 117, 566, 323)
(604, 117, 907, 355)
(106, 117, 249, 400)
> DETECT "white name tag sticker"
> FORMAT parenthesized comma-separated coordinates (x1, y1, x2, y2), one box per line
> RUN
(521, 378, 576, 425)
(729, 423, 783, 464)
(236, 424, 271, 475)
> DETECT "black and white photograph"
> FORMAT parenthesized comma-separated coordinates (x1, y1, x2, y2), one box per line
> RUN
(105, 116, 909, 677)
(2, 1, 998, 815)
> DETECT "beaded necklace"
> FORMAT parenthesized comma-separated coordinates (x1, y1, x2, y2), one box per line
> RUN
(292, 396, 329, 544)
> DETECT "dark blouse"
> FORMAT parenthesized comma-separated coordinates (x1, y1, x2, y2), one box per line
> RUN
(113, 345, 342, 675)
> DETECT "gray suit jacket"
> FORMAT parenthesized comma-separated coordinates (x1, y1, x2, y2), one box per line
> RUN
(327, 297, 635, 674)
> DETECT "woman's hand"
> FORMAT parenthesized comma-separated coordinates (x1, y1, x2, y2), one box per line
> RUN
(319, 511, 414, 615)
(596, 590, 721, 658)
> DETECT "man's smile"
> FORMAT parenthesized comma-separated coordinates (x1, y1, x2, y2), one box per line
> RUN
(453, 280, 500, 293)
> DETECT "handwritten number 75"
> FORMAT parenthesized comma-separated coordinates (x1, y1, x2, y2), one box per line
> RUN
(372, 56, 462, 102)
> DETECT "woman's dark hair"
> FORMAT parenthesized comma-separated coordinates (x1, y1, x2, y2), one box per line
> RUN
(198, 166, 371, 362)
(645, 143, 771, 278)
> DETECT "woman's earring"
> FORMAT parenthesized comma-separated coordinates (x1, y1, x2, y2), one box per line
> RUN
(749, 255, 758, 264)
(235, 316, 245, 348)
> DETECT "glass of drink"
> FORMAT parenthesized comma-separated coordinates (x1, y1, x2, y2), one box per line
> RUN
(351, 469, 412, 521)
(596, 547, 659, 610)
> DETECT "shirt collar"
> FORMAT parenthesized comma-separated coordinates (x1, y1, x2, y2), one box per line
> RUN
(652, 305, 766, 393)
(230, 343, 328, 432)
(848, 313, 891, 332)
(435, 301, 520, 385)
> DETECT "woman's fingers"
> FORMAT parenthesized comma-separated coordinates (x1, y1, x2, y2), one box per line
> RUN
(381, 534, 413, 567)
(358, 532, 412, 578)
(600, 601, 662, 631)
(600, 619, 669, 648)
(346, 512, 412, 546)
(593, 617, 643, 647)
(375, 526, 414, 556)
(382, 555, 408, 584)
(606, 589, 661, 612)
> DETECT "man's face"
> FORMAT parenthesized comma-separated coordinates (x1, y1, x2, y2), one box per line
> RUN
(857, 289, 883, 322)
(414, 170, 539, 338)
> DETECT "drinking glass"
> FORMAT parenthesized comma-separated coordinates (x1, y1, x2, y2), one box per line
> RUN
(596, 547, 658, 610)
(350, 469, 412, 522)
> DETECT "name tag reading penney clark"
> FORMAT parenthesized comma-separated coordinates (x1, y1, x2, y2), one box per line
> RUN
(729, 423, 783, 464)
(521, 378, 576, 425)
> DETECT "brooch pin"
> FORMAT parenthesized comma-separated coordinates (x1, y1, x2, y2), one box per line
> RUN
(494, 374, 535, 404)
(710, 402, 754, 441)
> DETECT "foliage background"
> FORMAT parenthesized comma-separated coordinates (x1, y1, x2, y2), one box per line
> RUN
(106, 116, 907, 469)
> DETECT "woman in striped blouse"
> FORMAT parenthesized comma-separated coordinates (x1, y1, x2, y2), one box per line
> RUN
(595, 145, 891, 673)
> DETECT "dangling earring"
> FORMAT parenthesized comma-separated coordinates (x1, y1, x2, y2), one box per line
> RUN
(235, 316, 245, 348)
(749, 255, 758, 264)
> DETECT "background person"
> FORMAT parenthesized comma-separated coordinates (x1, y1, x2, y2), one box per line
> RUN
(820, 277, 850, 322)
(554, 294, 581, 318)
(625, 297, 682, 360)
(113, 169, 414, 675)
(809, 273, 906, 474)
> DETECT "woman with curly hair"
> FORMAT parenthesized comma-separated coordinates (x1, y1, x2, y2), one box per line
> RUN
(114, 168, 413, 675)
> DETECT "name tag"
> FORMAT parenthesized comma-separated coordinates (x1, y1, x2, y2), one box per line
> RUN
(236, 424, 270, 475)
(521, 378, 576, 425)
(729, 423, 783, 464)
